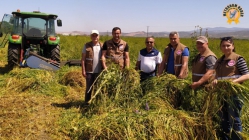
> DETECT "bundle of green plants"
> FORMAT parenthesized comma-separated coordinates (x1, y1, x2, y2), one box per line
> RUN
(56, 65, 249, 139)
(58, 68, 206, 139)
(86, 64, 143, 114)
(178, 80, 249, 139)
(211, 80, 249, 136)
(140, 74, 219, 139)
(141, 73, 190, 109)
(75, 108, 203, 140)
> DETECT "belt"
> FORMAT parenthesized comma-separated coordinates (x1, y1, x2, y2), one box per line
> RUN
(165, 63, 181, 67)
(106, 56, 124, 59)
(141, 70, 156, 75)
(217, 75, 241, 80)
(192, 73, 215, 76)
(192, 73, 205, 76)
(175, 64, 182, 66)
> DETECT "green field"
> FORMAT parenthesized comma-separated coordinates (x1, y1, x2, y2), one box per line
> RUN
(0, 35, 249, 139)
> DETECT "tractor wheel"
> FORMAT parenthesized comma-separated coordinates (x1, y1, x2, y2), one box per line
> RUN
(8, 43, 20, 69)
(51, 45, 60, 62)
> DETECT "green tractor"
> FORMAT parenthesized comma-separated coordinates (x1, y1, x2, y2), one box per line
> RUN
(0, 9, 62, 70)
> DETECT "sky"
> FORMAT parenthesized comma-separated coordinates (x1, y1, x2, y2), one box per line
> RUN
(0, 0, 248, 33)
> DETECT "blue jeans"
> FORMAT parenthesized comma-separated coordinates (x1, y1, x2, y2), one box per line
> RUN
(220, 95, 243, 140)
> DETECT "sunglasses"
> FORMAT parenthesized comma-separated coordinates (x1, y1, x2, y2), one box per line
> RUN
(146, 41, 154, 44)
(220, 36, 233, 41)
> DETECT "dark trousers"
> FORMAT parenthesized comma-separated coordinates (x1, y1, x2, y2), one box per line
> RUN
(220, 95, 243, 140)
(140, 71, 156, 82)
(85, 73, 99, 103)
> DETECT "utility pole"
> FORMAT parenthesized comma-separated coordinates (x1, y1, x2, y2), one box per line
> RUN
(106, 30, 109, 40)
(147, 26, 149, 37)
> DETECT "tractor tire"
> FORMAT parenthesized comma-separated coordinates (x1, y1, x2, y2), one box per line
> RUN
(8, 43, 20, 69)
(51, 45, 60, 62)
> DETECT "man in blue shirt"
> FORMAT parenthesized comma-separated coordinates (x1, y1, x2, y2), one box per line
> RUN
(136, 36, 162, 82)
(159, 31, 189, 79)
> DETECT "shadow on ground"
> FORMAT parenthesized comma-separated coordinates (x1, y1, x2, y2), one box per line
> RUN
(0, 65, 13, 74)
(51, 100, 91, 114)
(51, 100, 88, 109)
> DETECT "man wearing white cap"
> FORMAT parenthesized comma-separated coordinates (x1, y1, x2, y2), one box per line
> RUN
(190, 36, 217, 89)
(81, 30, 103, 104)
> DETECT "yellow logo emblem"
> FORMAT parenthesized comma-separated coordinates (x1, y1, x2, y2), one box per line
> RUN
(223, 4, 244, 24)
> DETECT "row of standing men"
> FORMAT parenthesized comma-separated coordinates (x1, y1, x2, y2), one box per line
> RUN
(81, 27, 249, 140)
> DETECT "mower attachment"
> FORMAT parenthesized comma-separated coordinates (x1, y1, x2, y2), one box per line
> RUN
(23, 50, 60, 71)
(23, 51, 81, 70)
(26, 55, 60, 71)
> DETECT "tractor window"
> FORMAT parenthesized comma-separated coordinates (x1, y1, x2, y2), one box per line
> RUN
(23, 18, 46, 37)
(47, 19, 56, 36)
(10, 16, 22, 35)
(0, 14, 13, 34)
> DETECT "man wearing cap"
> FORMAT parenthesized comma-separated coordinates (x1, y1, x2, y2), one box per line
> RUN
(101, 27, 130, 69)
(158, 31, 189, 79)
(81, 30, 103, 104)
(190, 36, 217, 89)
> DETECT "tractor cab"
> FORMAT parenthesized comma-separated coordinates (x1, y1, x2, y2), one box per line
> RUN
(0, 10, 62, 70)
(0, 14, 13, 46)
(10, 11, 61, 37)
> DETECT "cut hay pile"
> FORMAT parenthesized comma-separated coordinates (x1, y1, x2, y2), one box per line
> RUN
(59, 68, 86, 102)
(1, 66, 248, 139)
(1, 68, 59, 94)
(0, 67, 74, 139)
(58, 66, 249, 140)
(60, 70, 85, 87)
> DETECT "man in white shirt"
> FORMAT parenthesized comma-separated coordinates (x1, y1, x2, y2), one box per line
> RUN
(136, 36, 162, 82)
(81, 30, 102, 104)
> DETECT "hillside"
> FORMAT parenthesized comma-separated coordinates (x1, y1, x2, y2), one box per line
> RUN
(58, 27, 249, 39)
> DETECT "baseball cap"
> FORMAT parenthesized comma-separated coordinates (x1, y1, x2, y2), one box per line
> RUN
(196, 36, 208, 43)
(91, 30, 99, 35)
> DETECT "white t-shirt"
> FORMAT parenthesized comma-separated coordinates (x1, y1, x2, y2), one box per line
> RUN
(137, 48, 162, 73)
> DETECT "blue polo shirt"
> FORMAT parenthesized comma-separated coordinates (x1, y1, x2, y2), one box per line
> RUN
(166, 47, 189, 74)
(138, 48, 162, 73)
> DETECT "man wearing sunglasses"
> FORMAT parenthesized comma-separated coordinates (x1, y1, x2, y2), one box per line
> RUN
(190, 36, 217, 89)
(135, 36, 162, 82)
(159, 31, 189, 79)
